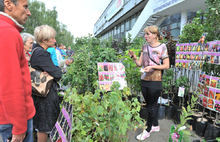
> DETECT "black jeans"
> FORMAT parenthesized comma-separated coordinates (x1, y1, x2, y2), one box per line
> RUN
(141, 80, 162, 132)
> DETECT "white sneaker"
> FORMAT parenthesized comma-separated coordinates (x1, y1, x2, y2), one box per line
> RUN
(150, 125, 160, 132)
(136, 130, 150, 140)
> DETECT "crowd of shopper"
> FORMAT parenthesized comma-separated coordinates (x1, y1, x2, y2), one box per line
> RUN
(0, 0, 74, 142)
(0, 0, 168, 142)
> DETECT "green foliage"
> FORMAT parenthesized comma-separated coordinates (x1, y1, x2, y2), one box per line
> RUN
(117, 37, 145, 95)
(178, 18, 204, 43)
(173, 92, 199, 142)
(63, 35, 118, 94)
(64, 84, 144, 142)
(175, 75, 190, 93)
(162, 68, 175, 94)
(197, 0, 220, 41)
(24, 0, 74, 47)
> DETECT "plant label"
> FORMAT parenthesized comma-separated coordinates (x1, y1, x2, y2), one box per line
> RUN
(178, 87, 185, 97)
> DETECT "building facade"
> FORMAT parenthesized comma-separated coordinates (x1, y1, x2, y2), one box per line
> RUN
(93, 0, 206, 41)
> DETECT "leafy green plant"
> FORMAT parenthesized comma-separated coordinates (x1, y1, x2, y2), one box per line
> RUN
(197, 0, 220, 41)
(162, 68, 175, 105)
(178, 18, 204, 43)
(63, 35, 118, 94)
(117, 37, 145, 96)
(63, 82, 144, 141)
(175, 75, 190, 107)
(172, 92, 199, 142)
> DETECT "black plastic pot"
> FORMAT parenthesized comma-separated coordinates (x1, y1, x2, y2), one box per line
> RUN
(139, 107, 148, 120)
(204, 122, 220, 141)
(196, 118, 208, 137)
(165, 105, 175, 119)
(157, 105, 165, 120)
(173, 105, 182, 124)
(192, 112, 203, 131)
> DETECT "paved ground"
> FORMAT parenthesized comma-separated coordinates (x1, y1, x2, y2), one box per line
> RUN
(0, 119, 203, 142)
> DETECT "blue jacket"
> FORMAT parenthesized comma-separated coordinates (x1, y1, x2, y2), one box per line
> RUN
(47, 47, 59, 66)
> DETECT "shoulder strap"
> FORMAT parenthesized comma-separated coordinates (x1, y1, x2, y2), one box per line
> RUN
(147, 45, 160, 65)
(28, 47, 41, 67)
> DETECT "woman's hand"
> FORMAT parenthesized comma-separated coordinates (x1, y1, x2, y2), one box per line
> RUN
(143, 66, 153, 72)
(128, 50, 137, 60)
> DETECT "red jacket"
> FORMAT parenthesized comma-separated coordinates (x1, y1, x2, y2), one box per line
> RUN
(0, 13, 35, 135)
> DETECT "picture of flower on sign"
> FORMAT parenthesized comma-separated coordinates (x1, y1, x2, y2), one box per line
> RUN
(97, 62, 127, 91)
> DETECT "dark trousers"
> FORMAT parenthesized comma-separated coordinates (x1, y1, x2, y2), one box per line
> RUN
(141, 80, 162, 132)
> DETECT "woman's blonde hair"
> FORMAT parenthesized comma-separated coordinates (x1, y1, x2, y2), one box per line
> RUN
(34, 25, 56, 44)
(144, 25, 163, 40)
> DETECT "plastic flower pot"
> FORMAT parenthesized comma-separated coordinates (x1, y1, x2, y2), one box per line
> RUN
(192, 112, 203, 131)
(165, 105, 175, 120)
(204, 122, 220, 141)
(157, 104, 165, 120)
(173, 105, 182, 124)
(196, 117, 208, 137)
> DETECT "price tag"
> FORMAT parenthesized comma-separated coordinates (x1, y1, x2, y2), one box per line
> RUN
(178, 87, 185, 97)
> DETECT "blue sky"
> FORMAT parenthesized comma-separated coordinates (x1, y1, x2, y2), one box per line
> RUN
(36, 0, 111, 38)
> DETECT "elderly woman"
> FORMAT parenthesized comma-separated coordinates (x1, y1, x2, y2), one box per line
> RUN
(20, 33, 34, 61)
(30, 25, 62, 142)
(128, 25, 169, 140)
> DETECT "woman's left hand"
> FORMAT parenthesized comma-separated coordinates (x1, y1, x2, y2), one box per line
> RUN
(143, 66, 152, 72)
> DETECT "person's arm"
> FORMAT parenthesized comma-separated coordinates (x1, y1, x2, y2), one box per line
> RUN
(35, 50, 62, 81)
(0, 28, 28, 135)
(128, 50, 143, 67)
(144, 58, 169, 72)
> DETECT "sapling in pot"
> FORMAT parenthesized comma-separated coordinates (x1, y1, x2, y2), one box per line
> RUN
(162, 68, 175, 119)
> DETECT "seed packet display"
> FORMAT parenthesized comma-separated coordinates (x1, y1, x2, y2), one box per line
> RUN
(216, 44, 220, 52)
(197, 83, 203, 93)
(99, 82, 105, 90)
(99, 73, 104, 81)
(185, 61, 189, 69)
(214, 100, 220, 112)
(180, 46, 184, 51)
(210, 76, 218, 88)
(197, 45, 202, 52)
(104, 84, 111, 91)
(178, 62, 183, 68)
(179, 54, 184, 60)
(176, 46, 180, 51)
(108, 64, 113, 71)
(192, 45, 197, 52)
(199, 94, 203, 105)
(190, 53, 195, 60)
(204, 44, 209, 51)
(217, 78, 220, 89)
(209, 88, 215, 99)
(186, 53, 191, 60)
(189, 61, 195, 70)
(203, 97, 208, 107)
(199, 62, 203, 70)
(215, 89, 220, 100)
(188, 45, 192, 51)
(194, 61, 199, 70)
(207, 98, 214, 110)
(98, 64, 104, 72)
(183, 54, 187, 60)
(201, 73, 206, 84)
(202, 54, 207, 61)
(184, 45, 188, 51)
(204, 86, 209, 97)
(176, 54, 180, 59)
(206, 75, 211, 86)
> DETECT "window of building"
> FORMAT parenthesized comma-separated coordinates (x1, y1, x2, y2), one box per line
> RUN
(117, 24, 121, 35)
(125, 18, 130, 31)
(131, 15, 136, 29)
(121, 22, 125, 32)
(170, 13, 181, 23)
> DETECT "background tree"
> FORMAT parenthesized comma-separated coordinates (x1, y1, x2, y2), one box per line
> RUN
(24, 0, 74, 47)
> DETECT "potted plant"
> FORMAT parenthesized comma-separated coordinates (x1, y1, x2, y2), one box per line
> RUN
(63, 82, 144, 141)
(162, 68, 175, 119)
(173, 75, 190, 124)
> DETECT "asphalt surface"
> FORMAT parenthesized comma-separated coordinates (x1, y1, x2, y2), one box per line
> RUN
(0, 119, 203, 142)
